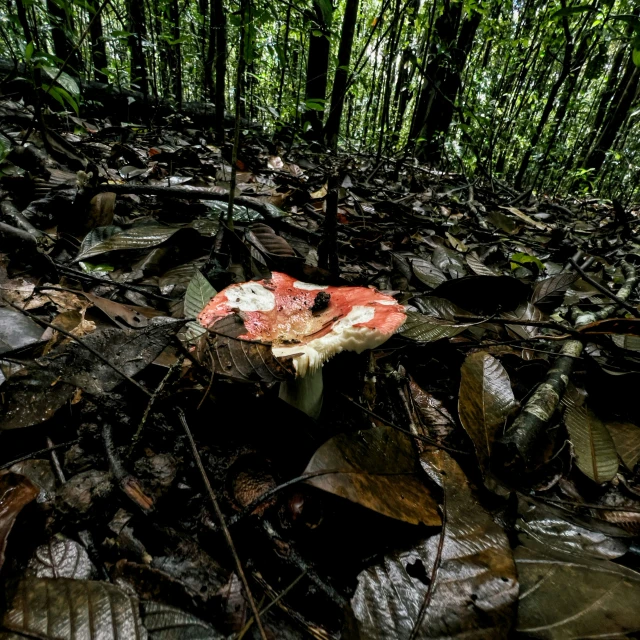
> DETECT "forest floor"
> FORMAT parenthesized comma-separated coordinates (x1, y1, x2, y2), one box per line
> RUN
(1, 100, 640, 639)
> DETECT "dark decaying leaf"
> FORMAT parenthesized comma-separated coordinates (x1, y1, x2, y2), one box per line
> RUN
(431, 245, 467, 278)
(48, 317, 179, 395)
(351, 448, 518, 639)
(531, 273, 578, 305)
(82, 292, 165, 329)
(210, 335, 292, 383)
(516, 496, 630, 560)
(0, 472, 38, 571)
(75, 225, 200, 262)
(502, 302, 544, 339)
(303, 425, 441, 526)
(408, 378, 456, 443)
(247, 223, 297, 257)
(410, 257, 447, 289)
(432, 275, 531, 315)
(562, 390, 618, 483)
(515, 542, 640, 639)
(141, 601, 224, 639)
(400, 311, 468, 342)
(1, 577, 132, 639)
(465, 251, 498, 276)
(459, 352, 517, 474)
(607, 420, 640, 470)
(0, 307, 45, 353)
(27, 536, 96, 579)
(577, 317, 640, 336)
(0, 368, 75, 430)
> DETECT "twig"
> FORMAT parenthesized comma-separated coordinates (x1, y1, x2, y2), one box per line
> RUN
(177, 408, 268, 640)
(340, 393, 469, 455)
(409, 491, 446, 640)
(2, 297, 152, 397)
(0, 439, 80, 470)
(128, 354, 185, 457)
(569, 257, 640, 317)
(235, 570, 307, 639)
(103, 422, 154, 512)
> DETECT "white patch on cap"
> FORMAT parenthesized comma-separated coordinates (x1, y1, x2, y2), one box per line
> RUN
(225, 282, 275, 312)
(374, 299, 397, 305)
(292, 281, 328, 291)
(273, 305, 390, 377)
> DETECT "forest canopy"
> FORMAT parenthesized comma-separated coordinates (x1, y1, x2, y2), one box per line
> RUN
(1, 0, 640, 200)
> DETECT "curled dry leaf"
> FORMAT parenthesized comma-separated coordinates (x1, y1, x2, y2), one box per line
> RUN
(351, 448, 518, 639)
(303, 425, 441, 526)
(0, 471, 38, 571)
(458, 351, 517, 475)
(516, 542, 640, 639)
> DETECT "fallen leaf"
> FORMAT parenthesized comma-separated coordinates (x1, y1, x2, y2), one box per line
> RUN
(562, 390, 618, 483)
(304, 425, 441, 526)
(606, 420, 640, 470)
(351, 448, 518, 638)
(515, 543, 640, 639)
(459, 351, 517, 474)
(0, 471, 38, 571)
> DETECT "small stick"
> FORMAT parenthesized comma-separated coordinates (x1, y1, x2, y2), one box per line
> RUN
(569, 257, 640, 317)
(177, 408, 268, 640)
(0, 439, 80, 471)
(128, 354, 185, 457)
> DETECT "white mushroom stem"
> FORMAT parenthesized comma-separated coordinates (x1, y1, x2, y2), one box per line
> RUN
(278, 368, 324, 419)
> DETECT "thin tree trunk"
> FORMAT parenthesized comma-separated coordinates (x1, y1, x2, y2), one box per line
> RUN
(213, 0, 226, 139)
(324, 0, 359, 148)
(277, 4, 292, 113)
(126, 0, 149, 95)
(88, 0, 108, 82)
(304, 0, 332, 137)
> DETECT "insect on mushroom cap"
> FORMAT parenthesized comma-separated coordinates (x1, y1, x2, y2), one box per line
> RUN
(198, 272, 406, 376)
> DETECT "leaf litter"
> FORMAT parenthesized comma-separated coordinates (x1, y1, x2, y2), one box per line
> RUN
(0, 102, 639, 638)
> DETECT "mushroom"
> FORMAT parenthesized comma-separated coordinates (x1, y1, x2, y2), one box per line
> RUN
(198, 272, 406, 418)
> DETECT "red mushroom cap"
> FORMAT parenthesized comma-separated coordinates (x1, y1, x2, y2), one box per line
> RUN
(198, 272, 406, 375)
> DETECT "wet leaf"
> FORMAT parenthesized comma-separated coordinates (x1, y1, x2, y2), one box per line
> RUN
(502, 302, 544, 339)
(606, 421, 640, 470)
(142, 601, 224, 639)
(409, 378, 456, 443)
(184, 270, 216, 319)
(612, 334, 640, 351)
(577, 317, 640, 336)
(304, 425, 441, 526)
(75, 224, 199, 262)
(515, 543, 640, 639)
(27, 535, 96, 579)
(0, 577, 145, 639)
(516, 496, 629, 560)
(0, 307, 45, 353)
(399, 311, 467, 342)
(352, 448, 518, 638)
(510, 252, 545, 272)
(432, 245, 466, 278)
(562, 392, 618, 483)
(48, 318, 179, 395)
(247, 223, 296, 257)
(410, 257, 447, 289)
(459, 352, 517, 474)
(207, 315, 291, 383)
(531, 273, 578, 305)
(0, 471, 38, 571)
(465, 252, 498, 276)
